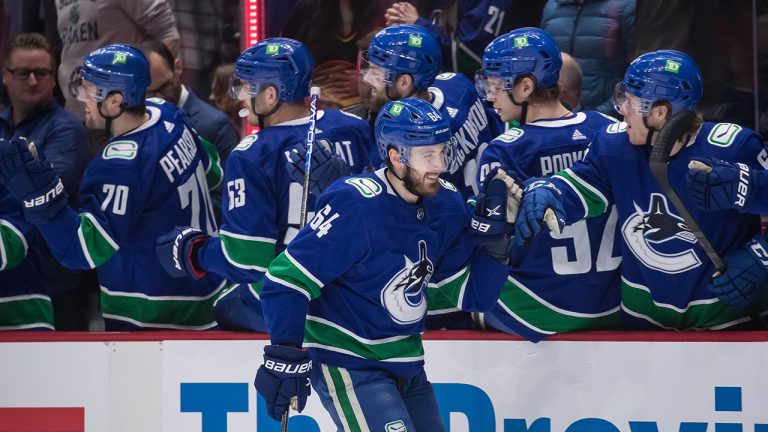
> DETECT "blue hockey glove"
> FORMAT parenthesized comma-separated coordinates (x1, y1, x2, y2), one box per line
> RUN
(470, 168, 522, 263)
(254, 344, 312, 421)
(686, 157, 758, 211)
(286, 139, 351, 195)
(514, 178, 565, 245)
(708, 235, 768, 309)
(156, 227, 210, 279)
(0, 137, 67, 224)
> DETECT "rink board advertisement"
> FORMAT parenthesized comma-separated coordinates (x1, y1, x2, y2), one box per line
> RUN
(0, 332, 767, 431)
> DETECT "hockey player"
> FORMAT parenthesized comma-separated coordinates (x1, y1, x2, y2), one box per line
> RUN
(253, 98, 511, 429)
(464, 27, 622, 341)
(515, 49, 768, 329)
(0, 138, 53, 330)
(359, 24, 502, 197)
(684, 156, 768, 311)
(0, 44, 225, 330)
(156, 38, 373, 331)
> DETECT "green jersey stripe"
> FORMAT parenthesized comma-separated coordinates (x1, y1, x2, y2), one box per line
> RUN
(100, 282, 224, 328)
(78, 212, 119, 268)
(0, 294, 53, 329)
(201, 137, 223, 190)
(426, 266, 471, 313)
(0, 220, 28, 270)
(555, 169, 609, 218)
(266, 251, 322, 299)
(621, 277, 768, 329)
(323, 366, 368, 432)
(304, 316, 424, 362)
(496, 277, 621, 333)
(219, 230, 275, 271)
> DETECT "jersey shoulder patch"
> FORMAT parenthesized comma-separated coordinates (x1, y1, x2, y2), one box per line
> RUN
(497, 127, 525, 143)
(435, 72, 457, 81)
(103, 140, 138, 160)
(706, 123, 742, 147)
(234, 134, 258, 152)
(344, 177, 383, 198)
(438, 178, 458, 192)
(606, 122, 628, 134)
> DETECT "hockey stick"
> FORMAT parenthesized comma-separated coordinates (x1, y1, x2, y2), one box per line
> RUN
(299, 86, 321, 229)
(281, 86, 321, 432)
(648, 110, 724, 271)
(649, 110, 767, 328)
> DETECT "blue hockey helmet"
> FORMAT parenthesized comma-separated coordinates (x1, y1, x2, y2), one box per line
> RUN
(230, 37, 313, 102)
(476, 27, 562, 98)
(614, 50, 703, 115)
(69, 44, 150, 107)
(375, 98, 454, 172)
(363, 24, 441, 91)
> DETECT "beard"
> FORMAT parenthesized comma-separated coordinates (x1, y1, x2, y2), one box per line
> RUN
(403, 166, 440, 197)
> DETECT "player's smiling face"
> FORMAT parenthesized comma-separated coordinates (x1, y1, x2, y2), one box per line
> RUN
(404, 144, 448, 196)
(618, 93, 650, 146)
(76, 80, 106, 129)
(486, 77, 518, 122)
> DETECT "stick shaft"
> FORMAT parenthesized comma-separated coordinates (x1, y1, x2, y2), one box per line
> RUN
(300, 87, 321, 229)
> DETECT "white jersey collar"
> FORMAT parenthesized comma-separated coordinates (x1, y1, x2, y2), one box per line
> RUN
(528, 111, 587, 128)
(122, 106, 162, 136)
(428, 86, 445, 110)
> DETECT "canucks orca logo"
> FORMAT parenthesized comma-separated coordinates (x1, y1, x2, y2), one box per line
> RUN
(622, 193, 702, 274)
(381, 240, 433, 325)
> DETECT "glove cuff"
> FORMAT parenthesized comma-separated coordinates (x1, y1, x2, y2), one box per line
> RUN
(186, 235, 209, 279)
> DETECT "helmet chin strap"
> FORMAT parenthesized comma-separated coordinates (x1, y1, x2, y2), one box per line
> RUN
(388, 163, 423, 198)
(251, 96, 282, 129)
(507, 91, 529, 125)
(642, 116, 656, 148)
(97, 101, 125, 138)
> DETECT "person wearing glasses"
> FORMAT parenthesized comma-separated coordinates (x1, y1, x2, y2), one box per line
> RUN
(0, 33, 93, 330)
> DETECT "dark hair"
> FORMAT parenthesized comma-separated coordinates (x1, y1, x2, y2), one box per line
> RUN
(516, 74, 562, 105)
(136, 40, 175, 71)
(3, 33, 56, 70)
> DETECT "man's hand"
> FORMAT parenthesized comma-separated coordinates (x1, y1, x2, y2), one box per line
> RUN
(254, 345, 312, 421)
(687, 157, 757, 211)
(514, 178, 565, 245)
(156, 227, 210, 279)
(385, 2, 419, 26)
(286, 139, 351, 195)
(0, 137, 67, 224)
(470, 168, 522, 263)
(709, 235, 768, 309)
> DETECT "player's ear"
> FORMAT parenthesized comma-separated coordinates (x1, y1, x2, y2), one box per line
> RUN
(397, 73, 414, 95)
(650, 103, 670, 128)
(106, 92, 124, 113)
(387, 146, 401, 167)
(519, 76, 535, 98)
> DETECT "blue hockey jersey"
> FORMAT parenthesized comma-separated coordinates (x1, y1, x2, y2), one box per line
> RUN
(0, 190, 53, 330)
(35, 100, 225, 330)
(472, 111, 622, 341)
(550, 121, 768, 329)
(198, 109, 373, 285)
(430, 72, 503, 197)
(260, 169, 508, 377)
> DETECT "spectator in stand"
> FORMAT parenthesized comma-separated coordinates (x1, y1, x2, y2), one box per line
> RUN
(559, 52, 583, 112)
(168, 0, 222, 98)
(0, 33, 92, 330)
(540, 0, 635, 116)
(282, 0, 389, 110)
(56, 0, 180, 120)
(384, 0, 514, 78)
(209, 63, 242, 131)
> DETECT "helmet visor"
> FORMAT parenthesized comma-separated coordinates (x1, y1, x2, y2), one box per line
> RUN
(358, 53, 388, 88)
(228, 76, 276, 101)
(612, 81, 647, 115)
(68, 67, 100, 101)
(474, 71, 512, 100)
(401, 142, 453, 173)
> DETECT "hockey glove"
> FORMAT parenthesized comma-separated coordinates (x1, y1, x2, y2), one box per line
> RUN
(286, 139, 351, 196)
(470, 168, 522, 263)
(708, 235, 768, 309)
(515, 178, 566, 245)
(156, 227, 210, 279)
(687, 157, 758, 211)
(254, 344, 312, 421)
(0, 137, 67, 224)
